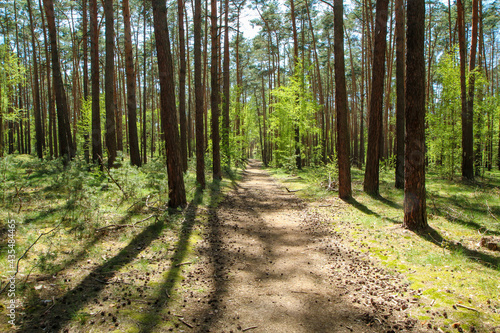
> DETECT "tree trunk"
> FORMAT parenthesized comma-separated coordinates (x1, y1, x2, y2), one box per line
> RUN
(90, 0, 102, 166)
(123, 0, 141, 166)
(151, 0, 187, 208)
(43, 0, 74, 163)
(363, 0, 389, 196)
(290, 0, 301, 170)
(457, 0, 473, 180)
(194, 0, 206, 188)
(222, 0, 230, 169)
(142, 10, 148, 164)
(178, 0, 188, 172)
(211, 0, 222, 180)
(82, 0, 90, 163)
(28, 0, 43, 159)
(395, 0, 405, 189)
(334, 0, 352, 200)
(404, 0, 427, 232)
(105, 0, 117, 168)
(468, 0, 479, 176)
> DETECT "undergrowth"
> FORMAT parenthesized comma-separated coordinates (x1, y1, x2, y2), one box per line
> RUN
(0, 154, 241, 332)
(269, 164, 500, 333)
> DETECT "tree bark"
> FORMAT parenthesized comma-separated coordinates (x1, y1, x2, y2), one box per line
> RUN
(123, 0, 141, 166)
(27, 0, 43, 159)
(457, 0, 473, 180)
(222, 0, 231, 169)
(290, 0, 301, 170)
(194, 0, 206, 188)
(105, 0, 117, 168)
(82, 0, 90, 163)
(43, 0, 74, 163)
(90, 0, 102, 166)
(363, 0, 389, 196)
(468, 0, 479, 176)
(178, 0, 188, 172)
(404, 0, 427, 232)
(211, 0, 222, 180)
(152, 0, 187, 208)
(334, 0, 352, 200)
(395, 0, 405, 189)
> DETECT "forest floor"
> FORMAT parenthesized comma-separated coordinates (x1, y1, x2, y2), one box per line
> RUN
(174, 159, 429, 333)
(2, 158, 498, 332)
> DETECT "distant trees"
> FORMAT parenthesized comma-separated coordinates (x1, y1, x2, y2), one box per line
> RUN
(1, 0, 500, 210)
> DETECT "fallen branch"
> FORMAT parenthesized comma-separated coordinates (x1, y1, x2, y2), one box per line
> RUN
(486, 201, 498, 221)
(456, 304, 479, 312)
(0, 220, 63, 295)
(178, 318, 193, 328)
(175, 261, 192, 268)
(242, 326, 258, 332)
(285, 187, 300, 193)
(96, 214, 156, 232)
(97, 155, 127, 198)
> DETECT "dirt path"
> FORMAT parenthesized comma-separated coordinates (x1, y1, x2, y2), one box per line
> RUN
(189, 160, 428, 333)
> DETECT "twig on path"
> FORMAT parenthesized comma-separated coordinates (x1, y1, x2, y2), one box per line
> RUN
(285, 187, 300, 193)
(456, 304, 479, 312)
(175, 261, 192, 268)
(242, 326, 258, 332)
(178, 317, 194, 328)
(291, 290, 321, 296)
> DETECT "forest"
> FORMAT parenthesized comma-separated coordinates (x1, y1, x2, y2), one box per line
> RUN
(1, 0, 500, 332)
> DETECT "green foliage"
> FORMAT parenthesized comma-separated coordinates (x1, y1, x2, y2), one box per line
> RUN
(0, 44, 26, 122)
(269, 62, 320, 169)
(427, 52, 462, 179)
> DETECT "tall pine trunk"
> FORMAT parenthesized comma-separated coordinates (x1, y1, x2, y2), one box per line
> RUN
(395, 0, 405, 189)
(90, 0, 102, 165)
(194, 0, 205, 188)
(43, 0, 74, 163)
(105, 0, 117, 168)
(123, 0, 141, 166)
(82, 0, 90, 163)
(334, 0, 352, 200)
(364, 0, 389, 196)
(457, 0, 473, 180)
(404, 0, 427, 232)
(211, 0, 222, 180)
(178, 0, 188, 172)
(290, 0, 301, 170)
(152, 0, 187, 208)
(28, 0, 43, 159)
(222, 0, 230, 169)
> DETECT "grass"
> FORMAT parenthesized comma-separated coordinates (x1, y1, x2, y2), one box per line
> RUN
(269, 164, 500, 332)
(0, 154, 241, 332)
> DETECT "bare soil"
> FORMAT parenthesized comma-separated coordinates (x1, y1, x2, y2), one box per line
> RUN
(187, 160, 430, 333)
(13, 160, 433, 332)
